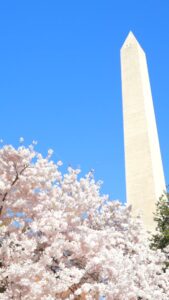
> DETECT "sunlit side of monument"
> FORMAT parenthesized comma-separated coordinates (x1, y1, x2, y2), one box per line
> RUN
(120, 32, 166, 231)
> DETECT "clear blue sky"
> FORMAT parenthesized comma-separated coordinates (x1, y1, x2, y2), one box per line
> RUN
(0, 1, 169, 203)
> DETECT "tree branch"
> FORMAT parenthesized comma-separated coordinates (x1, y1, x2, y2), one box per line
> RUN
(0, 164, 28, 216)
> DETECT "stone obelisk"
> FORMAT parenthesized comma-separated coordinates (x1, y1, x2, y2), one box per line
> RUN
(120, 32, 165, 231)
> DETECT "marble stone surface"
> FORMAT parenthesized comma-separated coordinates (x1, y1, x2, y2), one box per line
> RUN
(121, 32, 165, 231)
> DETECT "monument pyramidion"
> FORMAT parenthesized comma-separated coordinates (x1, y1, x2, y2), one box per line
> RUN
(120, 32, 165, 231)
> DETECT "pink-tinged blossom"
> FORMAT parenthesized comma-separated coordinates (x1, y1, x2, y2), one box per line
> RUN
(0, 144, 169, 299)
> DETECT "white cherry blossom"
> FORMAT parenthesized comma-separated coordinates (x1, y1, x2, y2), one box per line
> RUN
(0, 144, 168, 299)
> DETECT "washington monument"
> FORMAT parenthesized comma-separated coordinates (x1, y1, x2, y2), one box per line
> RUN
(120, 32, 165, 231)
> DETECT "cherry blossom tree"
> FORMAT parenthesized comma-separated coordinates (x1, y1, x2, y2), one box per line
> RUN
(0, 143, 169, 300)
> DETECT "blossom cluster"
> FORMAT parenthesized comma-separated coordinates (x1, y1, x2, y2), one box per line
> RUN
(0, 144, 169, 300)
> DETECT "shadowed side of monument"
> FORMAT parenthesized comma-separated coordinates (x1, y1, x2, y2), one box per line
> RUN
(120, 32, 165, 231)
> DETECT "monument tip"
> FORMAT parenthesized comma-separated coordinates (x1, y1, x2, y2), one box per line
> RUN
(121, 31, 143, 51)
